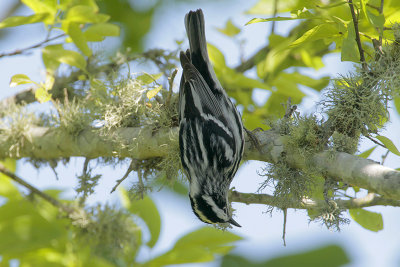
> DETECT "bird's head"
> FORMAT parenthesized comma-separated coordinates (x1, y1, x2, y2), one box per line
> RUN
(189, 191, 241, 227)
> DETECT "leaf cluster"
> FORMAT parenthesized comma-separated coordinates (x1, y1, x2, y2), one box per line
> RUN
(0, 166, 243, 266)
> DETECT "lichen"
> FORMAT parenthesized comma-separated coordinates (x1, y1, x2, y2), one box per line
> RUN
(74, 204, 140, 264)
(322, 74, 389, 138)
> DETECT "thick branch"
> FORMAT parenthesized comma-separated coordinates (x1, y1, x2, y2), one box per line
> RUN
(1, 126, 400, 200)
(0, 126, 177, 159)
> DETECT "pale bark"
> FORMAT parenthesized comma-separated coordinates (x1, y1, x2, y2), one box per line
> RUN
(1, 126, 399, 200)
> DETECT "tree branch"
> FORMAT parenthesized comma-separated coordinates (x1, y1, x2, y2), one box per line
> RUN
(0, 163, 73, 213)
(234, 46, 270, 73)
(0, 126, 178, 159)
(0, 34, 65, 58)
(271, 0, 279, 34)
(230, 190, 400, 209)
(1, 126, 400, 200)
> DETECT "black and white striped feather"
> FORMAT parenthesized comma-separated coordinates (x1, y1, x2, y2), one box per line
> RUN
(178, 9, 244, 227)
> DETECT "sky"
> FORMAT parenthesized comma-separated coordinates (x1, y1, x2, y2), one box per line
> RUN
(0, 0, 400, 267)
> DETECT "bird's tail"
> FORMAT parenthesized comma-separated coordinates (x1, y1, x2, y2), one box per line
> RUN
(185, 9, 208, 70)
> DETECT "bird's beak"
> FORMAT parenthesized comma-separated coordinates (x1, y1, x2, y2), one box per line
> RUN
(228, 217, 241, 227)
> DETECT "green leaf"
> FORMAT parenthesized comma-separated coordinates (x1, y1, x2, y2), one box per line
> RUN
(357, 146, 377, 158)
(349, 208, 383, 232)
(174, 227, 242, 248)
(221, 244, 349, 267)
(0, 199, 67, 254)
(246, 11, 317, 25)
(147, 227, 242, 266)
(376, 136, 400, 156)
(136, 73, 162, 85)
(299, 49, 324, 69)
(246, 17, 296, 25)
(246, 0, 297, 15)
(66, 5, 109, 24)
(9, 74, 34, 87)
(256, 34, 293, 79)
(271, 77, 306, 99)
(341, 22, 359, 62)
(0, 13, 50, 28)
(21, 0, 56, 24)
(366, 9, 385, 30)
(207, 43, 227, 70)
(208, 43, 271, 94)
(223, 68, 272, 91)
(120, 189, 160, 248)
(290, 23, 341, 47)
(66, 22, 92, 57)
(84, 23, 120, 42)
(216, 19, 241, 36)
(394, 97, 400, 115)
(316, 1, 347, 9)
(279, 72, 329, 91)
(42, 45, 87, 71)
(147, 85, 162, 99)
(359, 0, 368, 24)
(35, 87, 52, 103)
(0, 159, 21, 200)
(22, 0, 57, 14)
(59, 0, 99, 12)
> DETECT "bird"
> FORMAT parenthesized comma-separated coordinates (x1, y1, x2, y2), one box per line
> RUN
(178, 9, 244, 227)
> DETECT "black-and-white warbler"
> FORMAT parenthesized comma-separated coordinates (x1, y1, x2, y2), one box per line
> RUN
(179, 9, 244, 227)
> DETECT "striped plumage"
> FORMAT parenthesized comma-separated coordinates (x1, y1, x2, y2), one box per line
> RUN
(179, 9, 244, 227)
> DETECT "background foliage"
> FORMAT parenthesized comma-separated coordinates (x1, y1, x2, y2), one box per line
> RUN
(0, 0, 400, 266)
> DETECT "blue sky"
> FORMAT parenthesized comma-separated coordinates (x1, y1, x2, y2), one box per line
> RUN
(1, 1, 400, 266)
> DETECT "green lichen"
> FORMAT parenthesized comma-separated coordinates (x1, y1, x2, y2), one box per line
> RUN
(308, 201, 350, 231)
(323, 74, 388, 138)
(330, 131, 358, 154)
(74, 204, 140, 264)
(55, 98, 94, 137)
(259, 161, 315, 208)
(0, 104, 40, 158)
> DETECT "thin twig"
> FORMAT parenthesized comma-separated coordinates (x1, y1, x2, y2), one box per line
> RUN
(0, 163, 72, 213)
(381, 149, 390, 165)
(138, 171, 145, 199)
(366, 3, 380, 11)
(378, 0, 384, 46)
(271, 0, 279, 34)
(366, 135, 387, 148)
(348, 0, 368, 71)
(284, 97, 297, 118)
(166, 68, 178, 106)
(230, 190, 400, 209)
(0, 34, 65, 58)
(282, 208, 287, 246)
(110, 160, 135, 193)
(77, 158, 91, 205)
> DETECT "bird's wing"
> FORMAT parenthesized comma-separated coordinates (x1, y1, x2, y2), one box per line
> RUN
(180, 51, 224, 119)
